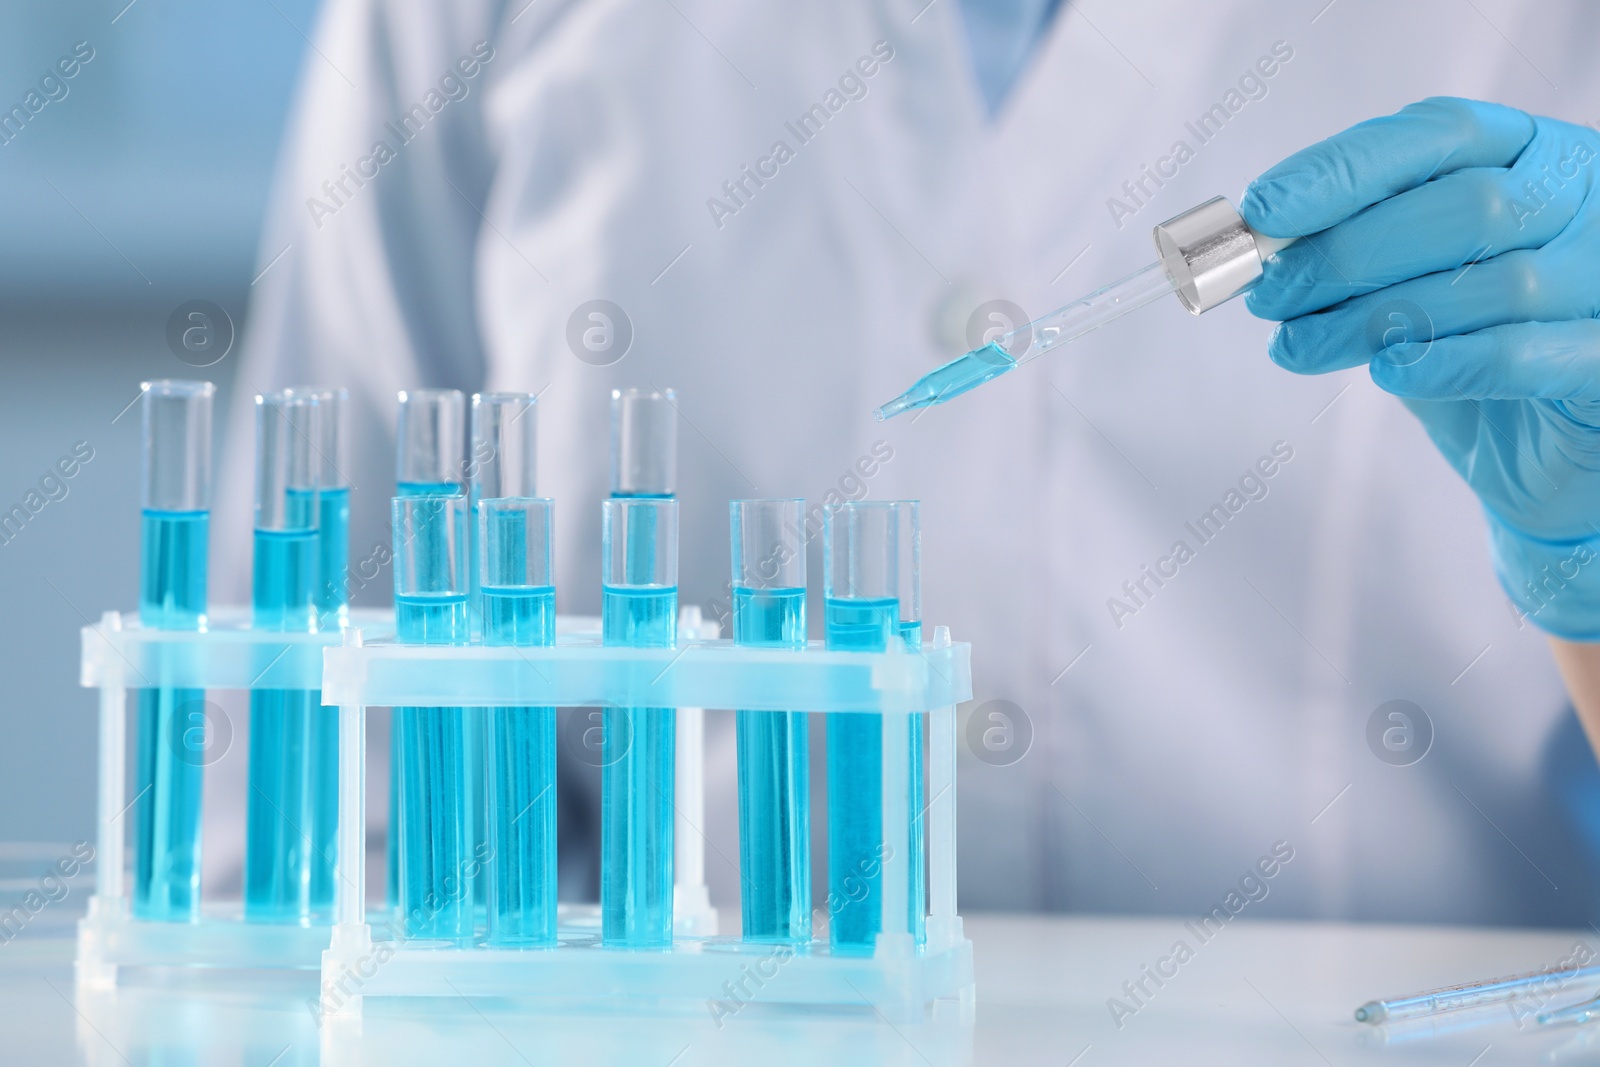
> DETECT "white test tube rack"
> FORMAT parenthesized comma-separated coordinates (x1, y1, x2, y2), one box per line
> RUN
(74, 608, 397, 983)
(76, 605, 975, 1022)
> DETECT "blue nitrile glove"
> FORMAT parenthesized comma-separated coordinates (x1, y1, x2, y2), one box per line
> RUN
(1240, 97, 1600, 640)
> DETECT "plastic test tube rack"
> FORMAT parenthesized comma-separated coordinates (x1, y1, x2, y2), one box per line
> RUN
(74, 607, 395, 984)
(75, 604, 976, 1021)
(73, 606, 599, 982)
(318, 610, 974, 1022)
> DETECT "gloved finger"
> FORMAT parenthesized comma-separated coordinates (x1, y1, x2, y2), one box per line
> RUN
(1267, 237, 1600, 375)
(1370, 318, 1600, 401)
(1240, 97, 1536, 238)
(1248, 122, 1594, 320)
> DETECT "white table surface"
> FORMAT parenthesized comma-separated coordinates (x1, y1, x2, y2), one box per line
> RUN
(4, 914, 1598, 1065)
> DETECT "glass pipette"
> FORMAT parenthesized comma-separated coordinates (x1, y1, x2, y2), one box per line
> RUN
(873, 196, 1297, 421)
(1539, 989, 1600, 1027)
(1353, 963, 1600, 1025)
(873, 262, 1175, 420)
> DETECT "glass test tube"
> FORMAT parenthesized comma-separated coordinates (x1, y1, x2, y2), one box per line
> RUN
(731, 499, 811, 943)
(891, 501, 926, 939)
(392, 494, 476, 942)
(467, 396, 537, 601)
(610, 388, 677, 498)
(390, 389, 465, 910)
(469, 393, 538, 615)
(244, 391, 328, 922)
(134, 379, 214, 921)
(470, 393, 538, 501)
(824, 501, 926, 951)
(294, 386, 351, 630)
(601, 498, 678, 946)
(396, 389, 466, 494)
(481, 498, 557, 945)
(304, 387, 347, 916)
(469, 393, 538, 914)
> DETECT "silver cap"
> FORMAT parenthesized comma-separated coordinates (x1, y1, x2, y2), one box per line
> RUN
(1152, 196, 1291, 315)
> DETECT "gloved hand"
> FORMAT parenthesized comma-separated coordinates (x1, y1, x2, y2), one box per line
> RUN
(1241, 96, 1600, 640)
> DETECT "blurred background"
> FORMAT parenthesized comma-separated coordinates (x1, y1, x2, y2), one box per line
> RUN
(3, 0, 1595, 939)
(0, 0, 318, 899)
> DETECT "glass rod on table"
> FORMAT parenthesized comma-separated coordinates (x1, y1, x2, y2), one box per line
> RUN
(1355, 963, 1600, 1025)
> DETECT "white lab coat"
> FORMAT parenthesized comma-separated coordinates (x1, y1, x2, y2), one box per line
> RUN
(213, 0, 1600, 925)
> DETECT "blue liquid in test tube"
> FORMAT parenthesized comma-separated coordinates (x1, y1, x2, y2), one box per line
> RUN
(245, 391, 334, 922)
(308, 388, 351, 632)
(469, 392, 538, 919)
(601, 497, 678, 946)
(393, 494, 475, 941)
(730, 499, 810, 943)
(317, 485, 351, 627)
(389, 390, 466, 913)
(892, 501, 927, 939)
(133, 380, 214, 921)
(306, 388, 349, 915)
(469, 392, 538, 626)
(480, 498, 557, 945)
(825, 501, 926, 952)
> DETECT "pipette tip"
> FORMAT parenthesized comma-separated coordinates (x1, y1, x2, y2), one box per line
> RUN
(873, 395, 914, 422)
(1539, 995, 1600, 1027)
(1354, 1002, 1384, 1024)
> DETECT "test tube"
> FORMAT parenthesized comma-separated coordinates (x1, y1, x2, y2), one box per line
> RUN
(892, 501, 922, 649)
(244, 391, 327, 922)
(392, 494, 475, 941)
(296, 387, 347, 917)
(396, 389, 466, 494)
(390, 389, 465, 909)
(471, 392, 538, 501)
(601, 497, 678, 945)
(730, 499, 810, 943)
(467, 392, 538, 913)
(891, 500, 926, 938)
(133, 379, 214, 921)
(481, 498, 557, 945)
(823, 501, 926, 951)
(610, 388, 676, 498)
(291, 386, 350, 629)
(469, 392, 538, 616)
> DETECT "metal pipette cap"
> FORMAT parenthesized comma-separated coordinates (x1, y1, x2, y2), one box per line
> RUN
(141, 380, 215, 512)
(471, 392, 538, 500)
(1152, 196, 1298, 314)
(254, 390, 321, 532)
(396, 389, 465, 490)
(610, 387, 677, 497)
